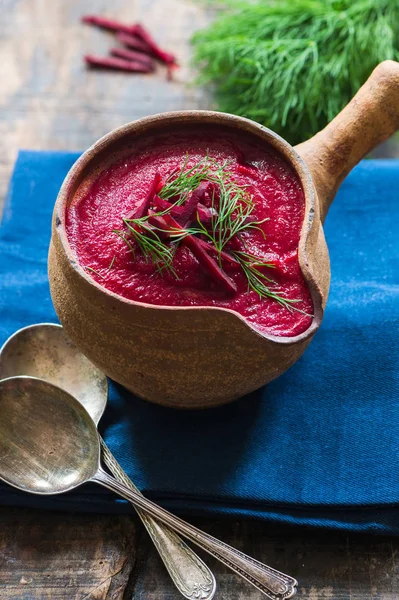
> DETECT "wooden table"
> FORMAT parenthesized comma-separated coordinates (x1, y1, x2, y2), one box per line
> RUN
(1, 1, 399, 598)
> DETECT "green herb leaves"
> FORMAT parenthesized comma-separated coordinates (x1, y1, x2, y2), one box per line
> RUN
(192, 0, 399, 144)
(159, 154, 211, 202)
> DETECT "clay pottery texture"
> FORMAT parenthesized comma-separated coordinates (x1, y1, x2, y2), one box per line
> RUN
(49, 61, 399, 409)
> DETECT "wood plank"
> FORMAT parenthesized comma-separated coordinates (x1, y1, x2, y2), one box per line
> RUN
(0, 0, 210, 209)
(0, 507, 136, 600)
(134, 519, 399, 599)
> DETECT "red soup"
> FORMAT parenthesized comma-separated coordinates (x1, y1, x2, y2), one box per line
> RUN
(67, 129, 313, 337)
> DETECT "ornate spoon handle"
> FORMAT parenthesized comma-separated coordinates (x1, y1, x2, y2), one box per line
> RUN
(94, 467, 297, 600)
(100, 438, 216, 600)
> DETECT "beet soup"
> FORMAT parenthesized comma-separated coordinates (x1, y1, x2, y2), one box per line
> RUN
(67, 129, 313, 337)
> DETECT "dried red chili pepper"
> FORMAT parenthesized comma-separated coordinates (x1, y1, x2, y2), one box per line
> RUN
(84, 54, 152, 73)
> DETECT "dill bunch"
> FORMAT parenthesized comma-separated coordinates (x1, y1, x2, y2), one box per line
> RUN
(192, 0, 399, 144)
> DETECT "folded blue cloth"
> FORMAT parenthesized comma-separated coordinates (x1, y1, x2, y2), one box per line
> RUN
(0, 150, 398, 534)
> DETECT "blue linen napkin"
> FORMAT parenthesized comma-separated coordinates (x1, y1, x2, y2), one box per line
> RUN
(0, 150, 398, 534)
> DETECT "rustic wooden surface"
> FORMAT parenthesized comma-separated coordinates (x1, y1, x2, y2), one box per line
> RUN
(1, 1, 399, 599)
(0, 507, 136, 599)
(134, 520, 399, 600)
(0, 0, 211, 207)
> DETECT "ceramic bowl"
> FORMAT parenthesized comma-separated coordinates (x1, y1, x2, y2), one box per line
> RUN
(48, 61, 399, 408)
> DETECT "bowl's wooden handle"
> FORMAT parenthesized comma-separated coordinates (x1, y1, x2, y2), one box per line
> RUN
(295, 60, 399, 221)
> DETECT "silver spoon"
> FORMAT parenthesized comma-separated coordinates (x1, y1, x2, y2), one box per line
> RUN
(0, 323, 215, 600)
(0, 376, 297, 600)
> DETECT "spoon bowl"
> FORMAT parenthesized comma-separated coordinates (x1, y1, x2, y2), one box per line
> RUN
(0, 325, 218, 599)
(0, 323, 107, 425)
(0, 375, 297, 599)
(0, 376, 99, 494)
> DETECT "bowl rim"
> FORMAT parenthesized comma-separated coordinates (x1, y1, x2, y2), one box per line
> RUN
(53, 110, 324, 345)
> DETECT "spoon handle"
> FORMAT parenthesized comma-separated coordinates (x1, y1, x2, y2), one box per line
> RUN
(93, 468, 297, 600)
(100, 439, 216, 600)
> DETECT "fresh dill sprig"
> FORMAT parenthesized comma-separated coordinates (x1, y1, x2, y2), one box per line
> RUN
(210, 164, 253, 251)
(159, 153, 212, 203)
(186, 160, 268, 260)
(233, 251, 303, 311)
(119, 218, 178, 277)
(108, 255, 116, 270)
(192, 0, 399, 145)
(86, 266, 105, 279)
(113, 230, 137, 257)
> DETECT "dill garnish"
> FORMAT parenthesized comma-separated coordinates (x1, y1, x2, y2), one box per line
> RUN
(86, 266, 105, 279)
(159, 153, 212, 203)
(123, 218, 178, 277)
(108, 255, 116, 270)
(112, 154, 305, 310)
(233, 251, 303, 312)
